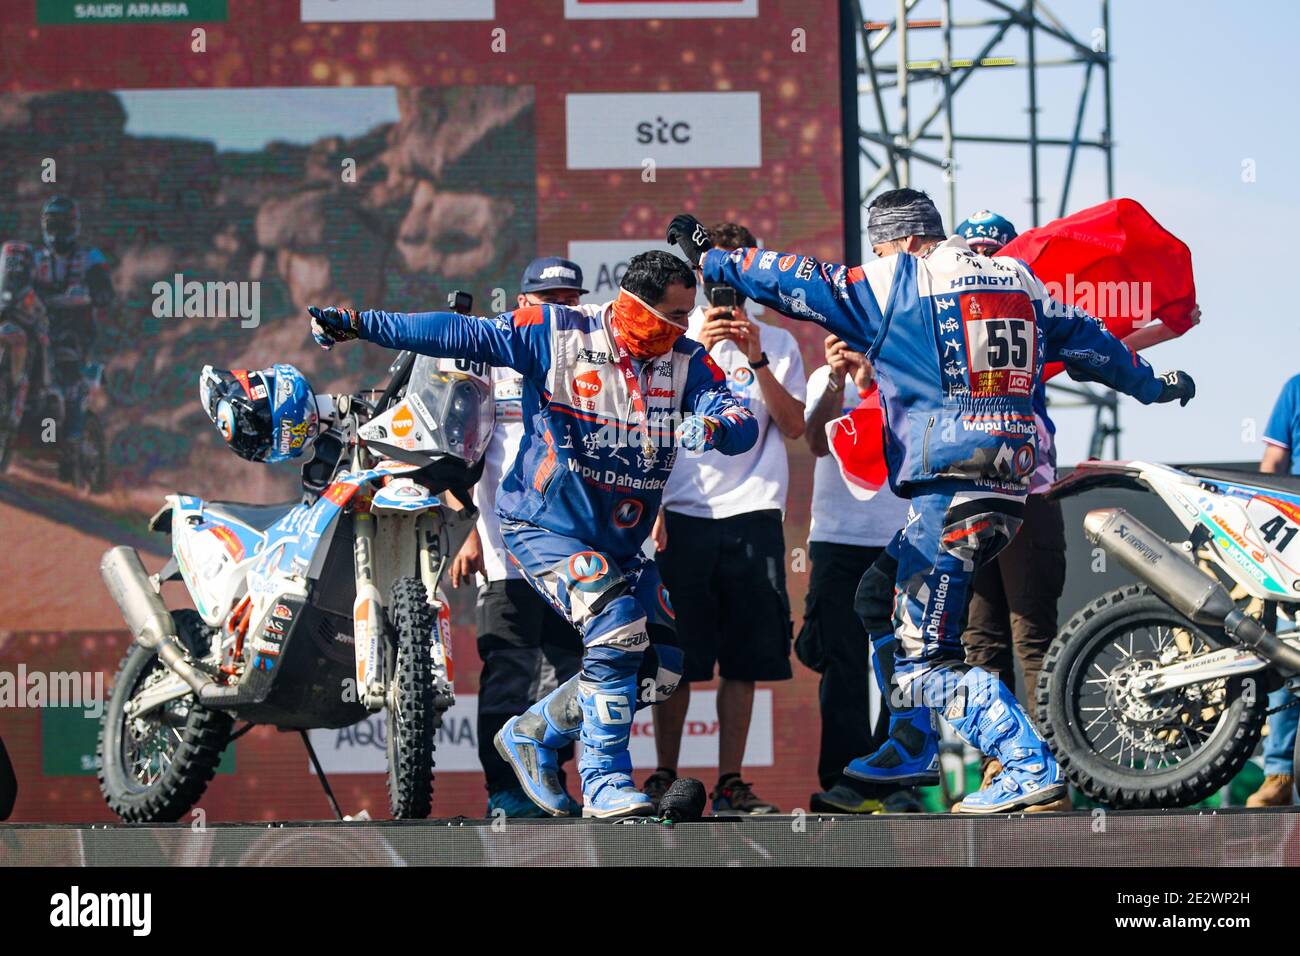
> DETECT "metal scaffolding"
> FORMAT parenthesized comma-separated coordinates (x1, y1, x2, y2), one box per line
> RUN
(849, 0, 1124, 457)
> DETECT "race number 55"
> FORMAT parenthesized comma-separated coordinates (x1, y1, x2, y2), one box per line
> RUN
(983, 319, 1031, 369)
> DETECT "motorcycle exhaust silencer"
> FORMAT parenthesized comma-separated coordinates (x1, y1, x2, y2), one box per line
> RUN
(1084, 508, 1300, 674)
(100, 546, 217, 696)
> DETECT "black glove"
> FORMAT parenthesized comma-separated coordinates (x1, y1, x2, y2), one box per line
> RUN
(666, 213, 712, 267)
(308, 306, 360, 350)
(1155, 369, 1196, 406)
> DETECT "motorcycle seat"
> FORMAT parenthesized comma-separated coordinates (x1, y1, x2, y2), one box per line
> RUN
(205, 499, 299, 532)
(1182, 466, 1300, 497)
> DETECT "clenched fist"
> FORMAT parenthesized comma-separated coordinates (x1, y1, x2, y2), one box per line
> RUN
(666, 213, 712, 268)
(1155, 370, 1196, 406)
(308, 306, 360, 350)
(676, 414, 721, 452)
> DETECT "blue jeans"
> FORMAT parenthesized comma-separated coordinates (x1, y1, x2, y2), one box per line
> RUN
(1264, 689, 1298, 776)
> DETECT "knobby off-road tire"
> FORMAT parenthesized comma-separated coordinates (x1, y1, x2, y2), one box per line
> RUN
(385, 576, 440, 819)
(1037, 584, 1265, 808)
(97, 610, 233, 822)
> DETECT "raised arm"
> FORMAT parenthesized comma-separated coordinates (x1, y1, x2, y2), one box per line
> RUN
(308, 304, 551, 381)
(667, 213, 880, 352)
(1016, 262, 1193, 406)
(1038, 298, 1165, 403)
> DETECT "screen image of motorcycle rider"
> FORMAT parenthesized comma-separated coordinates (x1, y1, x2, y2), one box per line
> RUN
(307, 250, 758, 818)
(0, 241, 49, 436)
(675, 191, 1196, 812)
(32, 196, 113, 482)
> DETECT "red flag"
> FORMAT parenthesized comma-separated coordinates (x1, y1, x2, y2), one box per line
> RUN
(827, 384, 889, 500)
(998, 198, 1197, 381)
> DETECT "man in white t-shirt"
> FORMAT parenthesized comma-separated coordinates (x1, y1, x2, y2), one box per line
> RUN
(795, 335, 912, 811)
(644, 221, 807, 815)
(448, 257, 587, 818)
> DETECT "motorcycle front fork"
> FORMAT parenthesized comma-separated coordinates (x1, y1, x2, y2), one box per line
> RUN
(352, 510, 454, 712)
(353, 511, 386, 710)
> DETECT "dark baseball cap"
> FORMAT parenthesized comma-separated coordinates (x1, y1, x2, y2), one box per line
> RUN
(520, 256, 588, 294)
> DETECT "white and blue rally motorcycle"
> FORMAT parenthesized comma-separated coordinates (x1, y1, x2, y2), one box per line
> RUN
(1040, 460, 1300, 807)
(97, 308, 493, 822)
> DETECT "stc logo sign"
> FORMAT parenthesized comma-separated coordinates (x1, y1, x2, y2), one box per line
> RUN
(566, 92, 762, 170)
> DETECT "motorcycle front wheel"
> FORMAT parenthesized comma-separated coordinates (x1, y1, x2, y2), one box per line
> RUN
(1037, 584, 1265, 808)
(97, 610, 233, 822)
(384, 576, 439, 819)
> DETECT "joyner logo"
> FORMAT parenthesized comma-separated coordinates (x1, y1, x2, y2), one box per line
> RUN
(566, 92, 761, 170)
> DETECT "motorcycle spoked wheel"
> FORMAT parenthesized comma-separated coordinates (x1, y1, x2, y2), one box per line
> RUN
(97, 610, 233, 822)
(1037, 584, 1265, 809)
(383, 576, 440, 819)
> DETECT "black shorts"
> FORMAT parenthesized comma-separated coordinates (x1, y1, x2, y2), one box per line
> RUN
(475, 578, 582, 717)
(656, 508, 793, 683)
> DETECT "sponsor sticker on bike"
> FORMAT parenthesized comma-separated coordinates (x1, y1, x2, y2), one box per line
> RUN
(390, 405, 415, 438)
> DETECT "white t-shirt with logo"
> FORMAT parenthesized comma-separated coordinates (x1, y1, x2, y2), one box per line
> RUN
(804, 363, 911, 548)
(474, 366, 526, 583)
(661, 306, 806, 519)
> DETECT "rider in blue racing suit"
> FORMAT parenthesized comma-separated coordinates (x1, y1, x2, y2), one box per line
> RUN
(33, 196, 113, 482)
(308, 251, 758, 818)
(668, 191, 1196, 811)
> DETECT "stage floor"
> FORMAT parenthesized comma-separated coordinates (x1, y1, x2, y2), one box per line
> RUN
(2, 808, 1298, 866)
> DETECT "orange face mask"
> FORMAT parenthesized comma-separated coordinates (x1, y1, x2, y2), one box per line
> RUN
(610, 288, 688, 360)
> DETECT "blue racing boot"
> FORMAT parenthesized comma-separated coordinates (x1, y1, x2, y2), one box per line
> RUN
(494, 675, 582, 818)
(944, 667, 1066, 813)
(842, 705, 940, 787)
(842, 635, 941, 787)
(577, 676, 653, 819)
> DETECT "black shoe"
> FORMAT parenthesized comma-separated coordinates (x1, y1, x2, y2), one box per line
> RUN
(641, 768, 676, 812)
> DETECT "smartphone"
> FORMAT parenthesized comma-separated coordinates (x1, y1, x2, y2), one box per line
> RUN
(707, 284, 738, 309)
(447, 290, 473, 314)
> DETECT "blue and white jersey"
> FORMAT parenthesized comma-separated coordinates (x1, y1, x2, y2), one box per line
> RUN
(702, 237, 1162, 495)
(359, 301, 757, 559)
